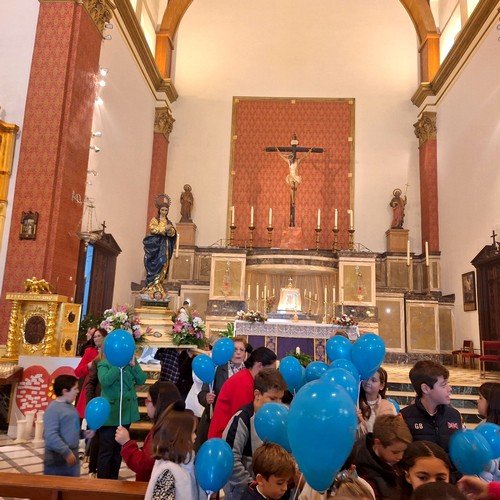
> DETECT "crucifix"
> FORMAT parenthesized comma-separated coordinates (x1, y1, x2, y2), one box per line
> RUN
(265, 134, 323, 227)
(491, 229, 498, 249)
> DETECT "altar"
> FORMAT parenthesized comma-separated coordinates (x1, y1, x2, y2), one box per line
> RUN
(234, 320, 359, 362)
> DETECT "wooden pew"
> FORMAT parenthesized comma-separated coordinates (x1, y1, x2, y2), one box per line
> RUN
(0, 472, 147, 500)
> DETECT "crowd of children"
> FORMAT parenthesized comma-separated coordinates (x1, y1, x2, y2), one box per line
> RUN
(43, 330, 500, 500)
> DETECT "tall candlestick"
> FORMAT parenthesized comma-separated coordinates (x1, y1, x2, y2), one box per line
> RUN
(250, 206, 254, 226)
(256, 284, 259, 300)
(324, 287, 327, 301)
(247, 284, 251, 298)
(347, 209, 353, 229)
(425, 241, 429, 266)
(175, 232, 180, 258)
(340, 287, 344, 303)
(231, 206, 235, 224)
(317, 209, 321, 228)
(334, 208, 338, 229)
(407, 239, 410, 266)
(332, 287, 336, 303)
(268, 208, 273, 226)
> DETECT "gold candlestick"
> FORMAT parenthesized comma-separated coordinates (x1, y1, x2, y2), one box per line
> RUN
(248, 224, 255, 249)
(348, 228, 355, 251)
(229, 223, 236, 246)
(267, 225, 273, 248)
(315, 227, 322, 251)
(322, 300, 328, 324)
(332, 227, 339, 253)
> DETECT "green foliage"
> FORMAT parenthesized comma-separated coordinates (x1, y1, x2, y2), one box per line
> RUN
(287, 350, 312, 367)
(219, 322, 235, 338)
(78, 313, 103, 341)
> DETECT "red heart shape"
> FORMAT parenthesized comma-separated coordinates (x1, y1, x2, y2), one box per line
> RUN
(16, 365, 76, 415)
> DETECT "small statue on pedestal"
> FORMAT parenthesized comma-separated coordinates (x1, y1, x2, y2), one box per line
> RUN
(179, 184, 194, 223)
(389, 188, 407, 229)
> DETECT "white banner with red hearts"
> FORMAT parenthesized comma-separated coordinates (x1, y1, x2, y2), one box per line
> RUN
(8, 356, 80, 439)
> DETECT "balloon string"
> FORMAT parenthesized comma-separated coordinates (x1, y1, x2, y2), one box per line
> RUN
(291, 473, 303, 500)
(119, 367, 123, 427)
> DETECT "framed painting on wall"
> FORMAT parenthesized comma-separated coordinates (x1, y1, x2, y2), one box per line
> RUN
(462, 271, 477, 311)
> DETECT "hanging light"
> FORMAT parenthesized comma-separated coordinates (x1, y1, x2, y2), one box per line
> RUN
(76, 199, 103, 247)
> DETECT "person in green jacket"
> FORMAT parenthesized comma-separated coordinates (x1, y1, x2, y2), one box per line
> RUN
(96, 355, 146, 479)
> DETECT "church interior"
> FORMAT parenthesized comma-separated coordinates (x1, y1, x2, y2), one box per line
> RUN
(0, 0, 500, 494)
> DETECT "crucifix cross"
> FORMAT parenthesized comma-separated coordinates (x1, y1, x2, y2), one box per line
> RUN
(491, 229, 498, 248)
(264, 134, 323, 227)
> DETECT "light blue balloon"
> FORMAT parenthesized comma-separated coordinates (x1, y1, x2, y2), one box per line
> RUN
(351, 334, 386, 380)
(212, 337, 235, 366)
(450, 430, 493, 475)
(192, 354, 216, 384)
(305, 361, 329, 382)
(321, 367, 359, 404)
(326, 336, 352, 362)
(255, 402, 291, 452)
(330, 358, 360, 382)
(387, 398, 400, 414)
(279, 356, 304, 393)
(195, 438, 234, 493)
(476, 423, 500, 458)
(288, 380, 357, 492)
(103, 329, 136, 368)
(85, 397, 111, 430)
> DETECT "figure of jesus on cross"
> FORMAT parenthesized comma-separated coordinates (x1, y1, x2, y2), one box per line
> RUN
(265, 134, 323, 227)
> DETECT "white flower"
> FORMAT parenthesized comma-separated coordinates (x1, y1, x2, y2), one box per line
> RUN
(178, 311, 189, 323)
(193, 317, 204, 327)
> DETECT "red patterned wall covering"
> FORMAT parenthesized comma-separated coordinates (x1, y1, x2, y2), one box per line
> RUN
(0, 3, 103, 341)
(230, 98, 354, 250)
(419, 138, 439, 252)
(146, 133, 168, 233)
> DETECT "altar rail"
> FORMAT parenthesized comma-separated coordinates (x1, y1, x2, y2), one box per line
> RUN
(0, 472, 147, 499)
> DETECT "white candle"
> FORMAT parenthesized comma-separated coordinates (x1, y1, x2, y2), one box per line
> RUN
(348, 209, 353, 229)
(309, 291, 312, 298)
(175, 232, 180, 258)
(333, 287, 336, 303)
(425, 241, 429, 267)
(256, 284, 259, 300)
(247, 284, 251, 297)
(231, 206, 235, 225)
(272, 288, 275, 297)
(340, 287, 344, 303)
(324, 287, 327, 302)
(407, 240, 411, 266)
(268, 208, 273, 226)
(264, 284, 267, 298)
(295, 347, 301, 355)
(304, 289, 307, 297)
(317, 209, 321, 228)
(334, 208, 338, 229)
(314, 293, 318, 301)
(250, 206, 254, 226)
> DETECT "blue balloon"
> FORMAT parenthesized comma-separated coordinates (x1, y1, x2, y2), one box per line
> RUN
(192, 354, 216, 384)
(305, 361, 329, 382)
(103, 329, 136, 367)
(279, 356, 304, 393)
(255, 402, 291, 452)
(387, 398, 400, 414)
(195, 438, 234, 493)
(330, 358, 360, 382)
(351, 334, 386, 380)
(288, 379, 357, 492)
(450, 430, 493, 475)
(326, 336, 352, 362)
(476, 423, 500, 458)
(85, 397, 111, 430)
(211, 337, 235, 366)
(321, 368, 359, 404)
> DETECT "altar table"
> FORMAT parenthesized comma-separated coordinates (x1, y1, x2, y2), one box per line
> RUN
(234, 320, 359, 361)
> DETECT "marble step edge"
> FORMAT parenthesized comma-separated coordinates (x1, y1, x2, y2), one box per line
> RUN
(387, 390, 478, 401)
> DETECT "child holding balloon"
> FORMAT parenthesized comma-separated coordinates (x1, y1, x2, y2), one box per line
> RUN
(145, 400, 204, 499)
(44, 374, 95, 477)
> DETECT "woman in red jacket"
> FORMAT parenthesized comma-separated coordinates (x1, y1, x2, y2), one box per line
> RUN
(115, 381, 181, 481)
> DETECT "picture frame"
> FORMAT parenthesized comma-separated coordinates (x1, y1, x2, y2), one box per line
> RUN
(19, 211, 38, 240)
(462, 271, 476, 311)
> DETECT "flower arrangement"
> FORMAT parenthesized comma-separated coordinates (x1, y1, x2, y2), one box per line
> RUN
(265, 296, 276, 313)
(334, 314, 357, 327)
(171, 309, 207, 347)
(237, 310, 267, 323)
(100, 305, 149, 345)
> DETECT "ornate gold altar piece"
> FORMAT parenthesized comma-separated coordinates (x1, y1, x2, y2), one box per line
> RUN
(4, 283, 81, 360)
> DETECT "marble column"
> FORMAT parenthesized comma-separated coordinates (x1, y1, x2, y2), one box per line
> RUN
(0, 0, 113, 338)
(414, 112, 439, 252)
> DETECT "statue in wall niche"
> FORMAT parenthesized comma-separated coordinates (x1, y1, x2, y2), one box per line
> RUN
(142, 194, 177, 298)
(179, 184, 194, 223)
(389, 188, 407, 229)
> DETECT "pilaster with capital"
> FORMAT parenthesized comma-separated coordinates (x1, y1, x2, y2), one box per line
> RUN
(413, 112, 437, 148)
(154, 107, 175, 140)
(5, 301, 20, 359)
